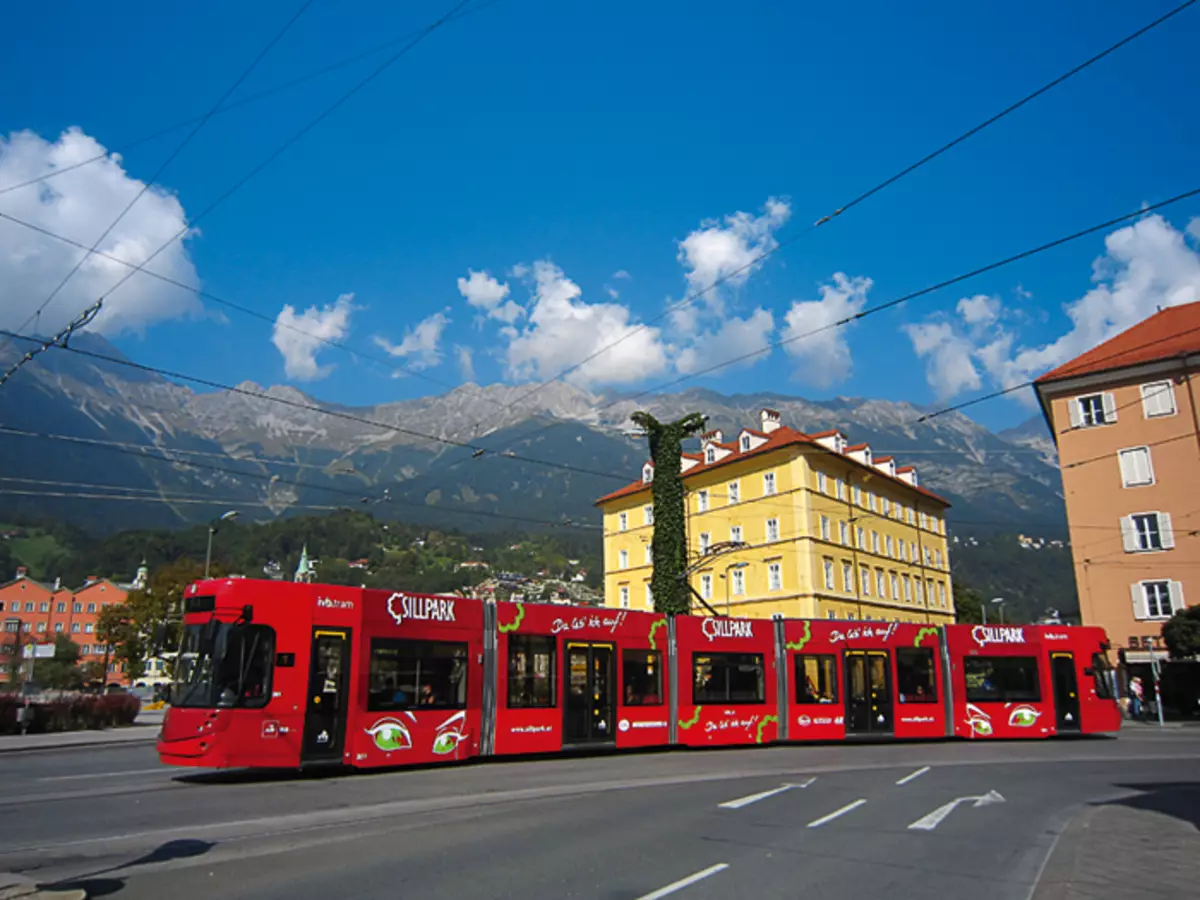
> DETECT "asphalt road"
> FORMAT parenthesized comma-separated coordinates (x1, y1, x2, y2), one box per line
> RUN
(2, 730, 1198, 899)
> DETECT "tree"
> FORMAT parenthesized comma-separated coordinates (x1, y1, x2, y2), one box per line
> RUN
(99, 558, 211, 680)
(630, 410, 709, 615)
(1162, 606, 1200, 660)
(37, 634, 84, 690)
(952, 582, 984, 624)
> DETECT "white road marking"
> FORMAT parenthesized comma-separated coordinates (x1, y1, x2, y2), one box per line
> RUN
(806, 798, 867, 828)
(718, 777, 815, 809)
(636, 863, 730, 899)
(908, 789, 1005, 831)
(895, 766, 930, 785)
(38, 768, 166, 782)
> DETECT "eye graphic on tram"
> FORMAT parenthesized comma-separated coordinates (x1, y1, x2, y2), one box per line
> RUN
(1007, 704, 1041, 728)
(965, 703, 993, 737)
(432, 710, 467, 755)
(366, 713, 416, 751)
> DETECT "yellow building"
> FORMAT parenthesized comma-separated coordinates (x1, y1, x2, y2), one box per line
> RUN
(595, 408, 954, 623)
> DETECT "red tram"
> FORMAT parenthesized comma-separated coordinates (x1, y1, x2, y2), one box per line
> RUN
(157, 578, 1121, 770)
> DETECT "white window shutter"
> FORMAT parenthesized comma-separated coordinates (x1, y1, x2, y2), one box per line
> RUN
(1120, 516, 1138, 552)
(1160, 512, 1175, 549)
(1141, 385, 1156, 418)
(1169, 580, 1185, 614)
(1102, 392, 1117, 423)
(1118, 451, 1134, 486)
(1131, 583, 1145, 619)
(1068, 399, 1084, 429)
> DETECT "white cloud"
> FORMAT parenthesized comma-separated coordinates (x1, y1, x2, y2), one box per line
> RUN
(613, 269, 631, 280)
(673, 197, 790, 330)
(1188, 218, 1200, 243)
(455, 344, 475, 382)
(674, 309, 774, 376)
(272, 293, 355, 381)
(780, 273, 872, 387)
(956, 294, 1000, 327)
(457, 269, 523, 324)
(904, 214, 1200, 405)
(0, 128, 202, 337)
(375, 310, 451, 372)
(983, 214, 1200, 387)
(504, 260, 669, 387)
(902, 321, 982, 400)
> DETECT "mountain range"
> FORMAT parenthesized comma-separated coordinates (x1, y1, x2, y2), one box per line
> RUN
(0, 334, 1066, 537)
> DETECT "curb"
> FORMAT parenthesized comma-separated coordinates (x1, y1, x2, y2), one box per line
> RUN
(0, 729, 160, 755)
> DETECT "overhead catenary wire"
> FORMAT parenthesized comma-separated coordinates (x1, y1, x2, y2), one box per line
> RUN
(0, 335, 628, 482)
(0, 0, 506, 199)
(913, 322, 1200, 426)
(0, 208, 520, 403)
(29, 0, 477, 359)
(462, 184, 1200, 462)
(0, 425, 601, 531)
(0, 0, 319, 356)
(460, 0, 1199, 441)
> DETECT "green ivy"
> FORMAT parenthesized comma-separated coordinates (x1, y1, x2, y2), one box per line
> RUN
(631, 410, 708, 615)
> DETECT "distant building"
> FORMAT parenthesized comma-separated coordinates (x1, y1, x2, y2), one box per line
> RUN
(1035, 302, 1200, 665)
(596, 408, 954, 622)
(294, 545, 316, 583)
(0, 562, 145, 684)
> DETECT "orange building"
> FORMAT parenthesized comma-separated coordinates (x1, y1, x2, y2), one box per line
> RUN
(1035, 303, 1200, 666)
(0, 562, 147, 683)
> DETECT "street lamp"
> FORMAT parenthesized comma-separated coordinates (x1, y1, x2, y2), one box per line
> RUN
(983, 596, 1005, 625)
(720, 561, 749, 616)
(205, 510, 239, 578)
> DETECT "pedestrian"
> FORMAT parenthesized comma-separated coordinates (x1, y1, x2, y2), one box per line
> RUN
(1129, 676, 1144, 720)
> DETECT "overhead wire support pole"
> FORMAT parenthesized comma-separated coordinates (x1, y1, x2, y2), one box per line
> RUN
(0, 299, 102, 388)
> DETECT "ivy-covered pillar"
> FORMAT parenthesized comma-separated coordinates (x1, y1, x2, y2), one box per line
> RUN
(630, 410, 708, 615)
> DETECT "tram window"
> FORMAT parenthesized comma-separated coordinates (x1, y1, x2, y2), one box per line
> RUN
(368, 639, 468, 711)
(507, 635, 556, 708)
(963, 656, 1040, 703)
(693, 653, 765, 705)
(794, 655, 837, 704)
(622, 650, 663, 706)
(896, 648, 937, 703)
(1091, 652, 1115, 700)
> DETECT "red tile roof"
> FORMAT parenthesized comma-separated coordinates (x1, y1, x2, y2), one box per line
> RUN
(845, 442, 869, 452)
(874, 455, 894, 463)
(809, 429, 843, 439)
(1036, 302, 1200, 384)
(596, 425, 949, 506)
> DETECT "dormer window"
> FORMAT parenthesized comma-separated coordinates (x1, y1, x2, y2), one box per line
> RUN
(642, 463, 653, 483)
(705, 447, 716, 464)
(740, 435, 750, 452)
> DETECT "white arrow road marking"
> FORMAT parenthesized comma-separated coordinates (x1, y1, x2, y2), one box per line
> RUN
(636, 863, 730, 899)
(907, 789, 1005, 831)
(807, 798, 867, 828)
(895, 766, 930, 785)
(718, 777, 815, 809)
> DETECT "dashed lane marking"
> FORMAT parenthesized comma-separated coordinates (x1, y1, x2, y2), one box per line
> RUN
(718, 777, 815, 809)
(636, 863, 730, 899)
(895, 766, 930, 785)
(807, 799, 867, 828)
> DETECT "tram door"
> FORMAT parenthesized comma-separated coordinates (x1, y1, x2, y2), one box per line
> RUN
(844, 650, 893, 734)
(564, 642, 615, 744)
(302, 628, 352, 762)
(1050, 652, 1081, 732)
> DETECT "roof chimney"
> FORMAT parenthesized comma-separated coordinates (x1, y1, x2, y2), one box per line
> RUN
(760, 408, 781, 434)
(15, 567, 27, 579)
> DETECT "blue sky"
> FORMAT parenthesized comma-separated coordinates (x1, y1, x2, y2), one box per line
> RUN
(2, 0, 1199, 431)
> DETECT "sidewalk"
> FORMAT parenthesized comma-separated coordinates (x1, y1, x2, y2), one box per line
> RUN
(0, 709, 162, 753)
(1032, 789, 1200, 899)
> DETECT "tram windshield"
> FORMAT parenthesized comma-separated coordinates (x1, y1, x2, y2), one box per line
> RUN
(172, 621, 275, 709)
